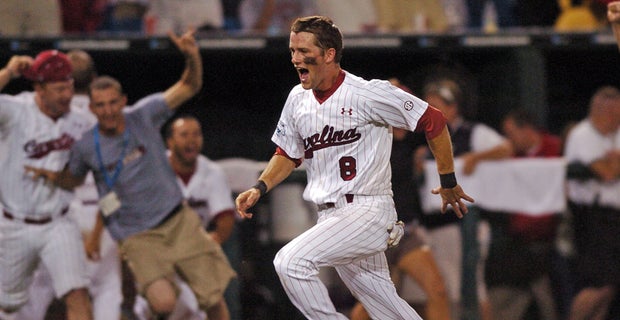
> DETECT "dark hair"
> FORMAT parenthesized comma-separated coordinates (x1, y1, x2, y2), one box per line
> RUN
(163, 114, 201, 140)
(504, 108, 541, 130)
(291, 16, 343, 63)
(67, 50, 97, 93)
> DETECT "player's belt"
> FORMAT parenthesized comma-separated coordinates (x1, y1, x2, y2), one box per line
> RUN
(2, 207, 68, 225)
(317, 194, 354, 211)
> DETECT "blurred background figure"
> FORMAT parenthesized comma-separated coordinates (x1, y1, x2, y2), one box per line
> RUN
(483, 108, 562, 320)
(145, 0, 223, 35)
(373, 0, 450, 33)
(564, 86, 620, 320)
(0, 0, 61, 36)
(418, 77, 512, 320)
(238, 0, 318, 35)
(99, 0, 149, 34)
(314, 0, 378, 34)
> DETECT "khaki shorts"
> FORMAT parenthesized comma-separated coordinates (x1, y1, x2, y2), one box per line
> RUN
(119, 205, 236, 309)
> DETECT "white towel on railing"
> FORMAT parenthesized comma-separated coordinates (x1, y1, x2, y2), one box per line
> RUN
(421, 158, 567, 215)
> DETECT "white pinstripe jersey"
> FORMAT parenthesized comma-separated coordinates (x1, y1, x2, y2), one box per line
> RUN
(272, 71, 428, 205)
(0, 92, 92, 218)
(173, 153, 235, 226)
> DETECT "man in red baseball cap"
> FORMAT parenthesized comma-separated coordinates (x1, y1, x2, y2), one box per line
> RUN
(0, 50, 93, 320)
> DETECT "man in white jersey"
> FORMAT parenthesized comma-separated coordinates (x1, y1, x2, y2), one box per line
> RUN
(0, 51, 93, 319)
(15, 49, 123, 320)
(235, 15, 474, 320)
(133, 115, 238, 320)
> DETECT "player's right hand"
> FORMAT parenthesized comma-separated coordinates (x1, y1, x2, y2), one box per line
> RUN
(431, 184, 475, 218)
(235, 188, 261, 219)
(5, 56, 35, 79)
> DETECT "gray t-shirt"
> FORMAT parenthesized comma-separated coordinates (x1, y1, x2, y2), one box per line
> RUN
(69, 93, 183, 240)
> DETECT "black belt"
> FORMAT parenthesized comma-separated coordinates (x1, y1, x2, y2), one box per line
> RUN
(317, 194, 354, 211)
(156, 203, 183, 226)
(3, 207, 68, 225)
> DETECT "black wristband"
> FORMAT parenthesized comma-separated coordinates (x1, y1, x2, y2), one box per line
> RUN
(253, 180, 268, 196)
(439, 172, 457, 189)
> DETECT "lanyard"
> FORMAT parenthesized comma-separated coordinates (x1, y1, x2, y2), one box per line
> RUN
(94, 125, 130, 189)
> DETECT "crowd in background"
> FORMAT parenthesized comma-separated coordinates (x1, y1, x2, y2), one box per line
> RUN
(0, 0, 618, 37)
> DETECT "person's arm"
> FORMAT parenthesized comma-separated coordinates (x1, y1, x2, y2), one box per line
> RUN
(460, 141, 513, 175)
(426, 126, 475, 218)
(235, 154, 297, 219)
(0, 55, 35, 91)
(209, 210, 236, 244)
(23, 165, 86, 190)
(608, 2, 620, 51)
(162, 29, 203, 110)
(84, 212, 105, 261)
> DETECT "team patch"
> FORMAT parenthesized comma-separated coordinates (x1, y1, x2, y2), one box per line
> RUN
(276, 122, 286, 136)
(404, 100, 414, 111)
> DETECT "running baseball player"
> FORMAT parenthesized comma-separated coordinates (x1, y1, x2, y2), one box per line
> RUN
(0, 51, 93, 319)
(235, 16, 474, 320)
(14, 50, 123, 320)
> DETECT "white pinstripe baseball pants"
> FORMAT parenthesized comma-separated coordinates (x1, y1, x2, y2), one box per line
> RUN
(273, 195, 422, 320)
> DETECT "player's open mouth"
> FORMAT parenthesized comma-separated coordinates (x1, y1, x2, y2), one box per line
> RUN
(297, 67, 309, 82)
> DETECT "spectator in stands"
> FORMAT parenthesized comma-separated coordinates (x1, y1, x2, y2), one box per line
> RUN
(99, 0, 148, 34)
(555, 0, 608, 31)
(59, 0, 107, 34)
(373, 0, 449, 33)
(314, 0, 378, 34)
(484, 108, 562, 320)
(0, 0, 62, 36)
(238, 0, 318, 35)
(418, 77, 512, 320)
(145, 0, 223, 35)
(565, 86, 620, 320)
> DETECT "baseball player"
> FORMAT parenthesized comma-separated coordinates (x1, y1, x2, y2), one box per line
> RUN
(235, 16, 474, 320)
(14, 50, 123, 320)
(133, 115, 239, 320)
(0, 51, 93, 319)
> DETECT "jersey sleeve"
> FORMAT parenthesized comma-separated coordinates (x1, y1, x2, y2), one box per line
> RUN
(68, 139, 90, 179)
(364, 79, 429, 131)
(271, 88, 305, 159)
(125, 93, 173, 129)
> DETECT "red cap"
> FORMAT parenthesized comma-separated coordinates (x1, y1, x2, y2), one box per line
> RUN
(22, 50, 73, 83)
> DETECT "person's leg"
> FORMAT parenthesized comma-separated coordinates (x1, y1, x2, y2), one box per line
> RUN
(63, 288, 92, 320)
(144, 278, 178, 316)
(568, 285, 616, 320)
(273, 197, 417, 319)
(13, 266, 56, 320)
(488, 286, 531, 320)
(531, 275, 559, 320)
(396, 247, 450, 320)
(336, 253, 421, 320)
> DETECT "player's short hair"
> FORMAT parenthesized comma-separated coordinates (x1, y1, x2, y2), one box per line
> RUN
(163, 114, 201, 140)
(67, 50, 97, 93)
(88, 76, 123, 98)
(291, 16, 343, 63)
(504, 108, 542, 130)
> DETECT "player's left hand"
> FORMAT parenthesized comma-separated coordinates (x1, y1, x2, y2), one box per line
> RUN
(235, 188, 261, 219)
(431, 184, 474, 218)
(387, 221, 405, 248)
